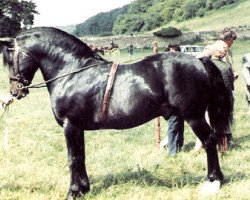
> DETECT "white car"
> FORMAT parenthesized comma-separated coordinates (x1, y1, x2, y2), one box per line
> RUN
(181, 45, 204, 57)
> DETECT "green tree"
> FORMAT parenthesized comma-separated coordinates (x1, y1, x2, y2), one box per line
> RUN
(129, 0, 153, 13)
(181, 0, 200, 20)
(161, 0, 181, 23)
(142, 12, 163, 31)
(113, 14, 144, 34)
(0, 0, 38, 37)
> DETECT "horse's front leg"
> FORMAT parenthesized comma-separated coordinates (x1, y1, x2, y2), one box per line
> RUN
(187, 118, 223, 194)
(64, 120, 90, 199)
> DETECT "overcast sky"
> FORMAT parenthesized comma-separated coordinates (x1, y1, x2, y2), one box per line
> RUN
(31, 0, 133, 27)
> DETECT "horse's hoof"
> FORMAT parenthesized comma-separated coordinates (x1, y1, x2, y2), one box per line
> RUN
(199, 180, 221, 195)
(65, 191, 84, 200)
(65, 182, 90, 200)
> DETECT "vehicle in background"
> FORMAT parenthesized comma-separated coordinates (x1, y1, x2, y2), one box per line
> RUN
(180, 45, 204, 56)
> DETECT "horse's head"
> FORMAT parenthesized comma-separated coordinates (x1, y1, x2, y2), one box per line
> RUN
(1, 38, 37, 99)
(1, 27, 108, 100)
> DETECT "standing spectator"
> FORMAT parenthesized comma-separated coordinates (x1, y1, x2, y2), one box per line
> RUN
(152, 40, 159, 55)
(164, 44, 181, 52)
(195, 28, 237, 151)
(159, 44, 184, 156)
(242, 53, 250, 114)
(127, 44, 134, 61)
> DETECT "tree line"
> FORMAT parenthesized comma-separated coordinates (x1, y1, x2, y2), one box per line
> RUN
(0, 0, 38, 37)
(75, 0, 240, 36)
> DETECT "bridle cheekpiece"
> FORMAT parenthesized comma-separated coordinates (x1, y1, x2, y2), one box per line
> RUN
(8, 39, 31, 98)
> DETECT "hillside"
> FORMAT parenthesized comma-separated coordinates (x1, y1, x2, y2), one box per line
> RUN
(71, 0, 246, 36)
(167, 0, 250, 32)
(59, 0, 250, 36)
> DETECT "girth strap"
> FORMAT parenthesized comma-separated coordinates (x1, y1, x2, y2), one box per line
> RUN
(99, 62, 119, 125)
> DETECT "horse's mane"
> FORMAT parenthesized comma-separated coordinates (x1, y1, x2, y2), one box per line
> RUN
(17, 27, 106, 61)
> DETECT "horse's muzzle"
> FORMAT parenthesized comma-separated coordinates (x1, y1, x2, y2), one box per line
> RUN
(11, 89, 29, 99)
(10, 81, 30, 99)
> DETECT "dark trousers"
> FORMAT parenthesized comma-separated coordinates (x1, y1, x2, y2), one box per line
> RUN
(167, 115, 184, 155)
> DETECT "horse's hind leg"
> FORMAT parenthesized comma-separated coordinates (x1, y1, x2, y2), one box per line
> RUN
(186, 118, 223, 192)
(64, 120, 90, 199)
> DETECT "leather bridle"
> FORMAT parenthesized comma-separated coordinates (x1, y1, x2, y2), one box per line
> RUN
(8, 40, 31, 92)
(7, 40, 113, 91)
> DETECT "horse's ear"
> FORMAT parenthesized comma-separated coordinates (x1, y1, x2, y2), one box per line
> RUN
(0, 38, 14, 47)
(0, 38, 15, 53)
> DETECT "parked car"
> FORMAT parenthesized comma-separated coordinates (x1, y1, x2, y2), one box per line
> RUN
(180, 45, 204, 57)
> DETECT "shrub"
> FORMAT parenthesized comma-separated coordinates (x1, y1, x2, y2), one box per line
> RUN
(153, 27, 182, 38)
(197, 7, 206, 17)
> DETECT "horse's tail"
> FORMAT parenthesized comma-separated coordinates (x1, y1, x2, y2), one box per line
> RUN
(200, 57, 233, 152)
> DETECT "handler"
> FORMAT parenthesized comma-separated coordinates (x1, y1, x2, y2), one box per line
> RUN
(160, 44, 184, 156)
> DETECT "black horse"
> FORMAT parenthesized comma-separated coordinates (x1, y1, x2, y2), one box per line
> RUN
(0, 27, 232, 199)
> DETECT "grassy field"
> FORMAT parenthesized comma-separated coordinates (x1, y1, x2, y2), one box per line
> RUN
(0, 38, 250, 200)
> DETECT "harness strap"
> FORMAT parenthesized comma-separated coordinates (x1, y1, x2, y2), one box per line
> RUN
(99, 62, 119, 126)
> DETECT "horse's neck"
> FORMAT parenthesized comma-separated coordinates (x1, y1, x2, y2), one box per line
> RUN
(30, 40, 105, 81)
(38, 56, 89, 82)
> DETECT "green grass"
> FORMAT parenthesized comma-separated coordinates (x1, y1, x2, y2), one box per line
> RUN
(0, 39, 250, 200)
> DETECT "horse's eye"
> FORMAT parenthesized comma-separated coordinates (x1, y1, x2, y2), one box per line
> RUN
(23, 80, 29, 85)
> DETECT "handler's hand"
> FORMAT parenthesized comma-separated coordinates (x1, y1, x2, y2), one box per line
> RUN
(0, 95, 14, 108)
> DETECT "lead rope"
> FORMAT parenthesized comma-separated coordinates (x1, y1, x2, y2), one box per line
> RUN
(0, 104, 12, 151)
(25, 60, 111, 89)
(22, 55, 145, 90)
